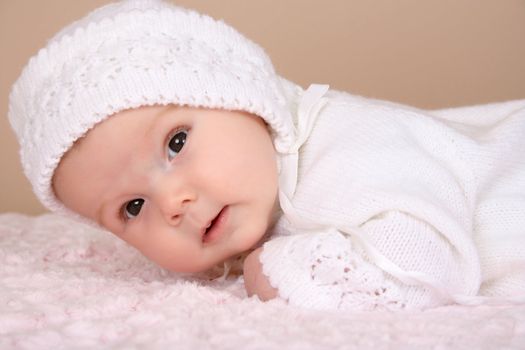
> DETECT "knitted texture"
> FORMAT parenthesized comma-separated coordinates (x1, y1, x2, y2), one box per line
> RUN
(261, 89, 525, 310)
(8, 0, 294, 213)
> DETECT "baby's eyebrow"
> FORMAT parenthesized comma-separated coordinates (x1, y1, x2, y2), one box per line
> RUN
(144, 106, 174, 138)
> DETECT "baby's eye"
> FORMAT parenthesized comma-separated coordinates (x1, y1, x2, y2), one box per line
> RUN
(167, 129, 188, 160)
(123, 198, 144, 220)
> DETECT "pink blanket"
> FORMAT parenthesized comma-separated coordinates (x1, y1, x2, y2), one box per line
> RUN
(1, 213, 523, 349)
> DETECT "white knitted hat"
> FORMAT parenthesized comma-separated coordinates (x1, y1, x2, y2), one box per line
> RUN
(8, 0, 295, 214)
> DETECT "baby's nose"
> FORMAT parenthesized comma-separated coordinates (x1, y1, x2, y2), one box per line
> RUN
(154, 182, 198, 225)
(158, 195, 190, 226)
(161, 198, 191, 225)
(152, 171, 198, 225)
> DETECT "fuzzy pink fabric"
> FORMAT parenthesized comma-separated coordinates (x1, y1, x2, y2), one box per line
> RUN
(1, 213, 524, 349)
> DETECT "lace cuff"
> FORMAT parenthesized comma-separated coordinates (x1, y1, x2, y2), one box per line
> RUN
(259, 229, 407, 311)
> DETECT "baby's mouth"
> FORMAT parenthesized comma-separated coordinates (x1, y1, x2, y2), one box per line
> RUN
(202, 206, 228, 243)
(204, 214, 219, 236)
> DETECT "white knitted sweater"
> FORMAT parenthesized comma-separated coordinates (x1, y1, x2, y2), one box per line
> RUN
(260, 83, 525, 311)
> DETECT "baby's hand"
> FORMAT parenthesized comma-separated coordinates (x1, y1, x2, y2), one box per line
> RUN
(243, 247, 278, 301)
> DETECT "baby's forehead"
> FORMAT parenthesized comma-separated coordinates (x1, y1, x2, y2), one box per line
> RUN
(68, 105, 161, 150)
(65, 134, 89, 157)
(52, 108, 157, 214)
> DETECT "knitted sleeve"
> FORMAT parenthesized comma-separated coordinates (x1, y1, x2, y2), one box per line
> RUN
(259, 211, 471, 311)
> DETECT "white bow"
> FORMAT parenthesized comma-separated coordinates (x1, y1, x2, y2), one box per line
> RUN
(278, 84, 330, 233)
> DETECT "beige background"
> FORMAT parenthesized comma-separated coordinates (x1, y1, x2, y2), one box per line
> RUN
(1, 0, 524, 215)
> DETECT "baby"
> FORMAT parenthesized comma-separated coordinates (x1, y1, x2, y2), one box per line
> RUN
(8, 0, 525, 311)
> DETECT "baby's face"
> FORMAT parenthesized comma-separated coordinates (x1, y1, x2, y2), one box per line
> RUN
(53, 105, 279, 273)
